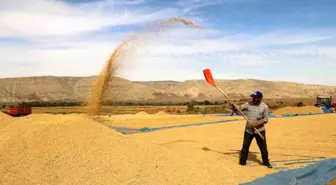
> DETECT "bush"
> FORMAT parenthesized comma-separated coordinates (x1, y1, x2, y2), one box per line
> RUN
(204, 100, 212, 105)
(186, 101, 195, 111)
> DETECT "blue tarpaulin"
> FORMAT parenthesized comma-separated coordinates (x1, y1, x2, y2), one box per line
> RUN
(109, 119, 242, 134)
(240, 158, 336, 185)
(109, 112, 333, 134)
(322, 107, 333, 113)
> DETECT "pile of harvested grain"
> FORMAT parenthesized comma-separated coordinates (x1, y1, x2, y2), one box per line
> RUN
(272, 106, 323, 115)
(0, 111, 11, 120)
(155, 111, 169, 115)
(141, 108, 162, 114)
(327, 177, 336, 185)
(2, 113, 336, 184)
(135, 111, 149, 115)
(102, 114, 239, 128)
(132, 114, 336, 184)
(0, 114, 214, 185)
(0, 112, 13, 129)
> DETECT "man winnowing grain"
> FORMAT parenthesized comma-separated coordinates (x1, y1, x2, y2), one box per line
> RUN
(232, 91, 272, 168)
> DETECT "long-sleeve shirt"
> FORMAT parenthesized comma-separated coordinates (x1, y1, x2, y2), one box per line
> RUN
(238, 101, 269, 135)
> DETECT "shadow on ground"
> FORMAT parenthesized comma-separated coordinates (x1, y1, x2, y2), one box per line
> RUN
(201, 147, 327, 170)
(202, 147, 263, 165)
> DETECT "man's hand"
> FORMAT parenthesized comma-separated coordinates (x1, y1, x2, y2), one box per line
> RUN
(251, 120, 265, 127)
(248, 121, 255, 128)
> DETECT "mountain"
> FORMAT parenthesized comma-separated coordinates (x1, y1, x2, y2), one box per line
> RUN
(0, 76, 335, 103)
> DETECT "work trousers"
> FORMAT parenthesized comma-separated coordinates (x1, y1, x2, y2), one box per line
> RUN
(231, 110, 239, 116)
(239, 130, 269, 164)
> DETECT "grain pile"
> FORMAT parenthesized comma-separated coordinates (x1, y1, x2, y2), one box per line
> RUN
(0, 114, 217, 185)
(272, 106, 323, 115)
(1, 113, 336, 184)
(132, 114, 336, 184)
(155, 111, 169, 115)
(135, 111, 149, 115)
(0, 111, 11, 120)
(102, 114, 239, 128)
(0, 112, 13, 129)
(327, 177, 336, 185)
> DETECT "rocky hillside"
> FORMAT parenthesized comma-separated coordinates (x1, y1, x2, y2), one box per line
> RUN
(0, 76, 335, 103)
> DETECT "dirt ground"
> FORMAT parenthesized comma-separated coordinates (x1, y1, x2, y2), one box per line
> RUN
(0, 112, 335, 185)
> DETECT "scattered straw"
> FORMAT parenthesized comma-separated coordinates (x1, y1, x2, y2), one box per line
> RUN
(86, 18, 203, 116)
(150, 17, 204, 30)
(86, 42, 128, 116)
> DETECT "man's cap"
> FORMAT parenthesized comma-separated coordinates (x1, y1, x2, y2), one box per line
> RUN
(250, 91, 263, 98)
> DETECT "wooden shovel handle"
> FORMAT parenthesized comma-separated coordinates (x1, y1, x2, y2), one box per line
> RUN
(214, 85, 265, 140)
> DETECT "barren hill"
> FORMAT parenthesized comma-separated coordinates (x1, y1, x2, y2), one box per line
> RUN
(0, 76, 335, 103)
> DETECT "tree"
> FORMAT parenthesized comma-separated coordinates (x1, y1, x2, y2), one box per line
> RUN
(186, 101, 195, 111)
(204, 100, 212, 105)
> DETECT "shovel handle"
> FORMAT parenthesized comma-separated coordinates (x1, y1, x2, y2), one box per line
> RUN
(214, 85, 265, 140)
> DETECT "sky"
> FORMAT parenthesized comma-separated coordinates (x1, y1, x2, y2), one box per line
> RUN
(0, 0, 335, 85)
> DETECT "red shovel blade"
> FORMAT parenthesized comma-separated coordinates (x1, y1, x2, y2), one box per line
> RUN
(203, 69, 216, 86)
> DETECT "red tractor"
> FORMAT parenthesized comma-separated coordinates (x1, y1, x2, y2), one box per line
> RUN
(332, 101, 336, 113)
(8, 106, 32, 117)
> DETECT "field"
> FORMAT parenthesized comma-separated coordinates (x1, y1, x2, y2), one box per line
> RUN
(1, 105, 187, 115)
(1, 4, 336, 185)
(0, 97, 319, 115)
(1, 106, 335, 185)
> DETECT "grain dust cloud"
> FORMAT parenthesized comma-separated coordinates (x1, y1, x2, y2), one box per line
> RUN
(87, 18, 203, 116)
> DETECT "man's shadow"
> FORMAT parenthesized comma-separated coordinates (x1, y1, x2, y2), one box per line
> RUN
(202, 147, 263, 165)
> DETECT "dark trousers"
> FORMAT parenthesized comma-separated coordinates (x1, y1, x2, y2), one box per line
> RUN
(239, 130, 269, 164)
(231, 110, 239, 116)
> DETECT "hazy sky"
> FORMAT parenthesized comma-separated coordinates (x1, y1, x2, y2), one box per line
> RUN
(0, 0, 335, 85)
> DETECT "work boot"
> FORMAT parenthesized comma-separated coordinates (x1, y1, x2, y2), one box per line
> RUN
(263, 162, 273, 168)
(239, 160, 246, 166)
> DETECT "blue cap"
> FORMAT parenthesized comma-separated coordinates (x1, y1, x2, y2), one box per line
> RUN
(250, 91, 263, 98)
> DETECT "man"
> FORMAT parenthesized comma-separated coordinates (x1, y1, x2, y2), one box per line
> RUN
(232, 91, 272, 168)
(230, 104, 239, 116)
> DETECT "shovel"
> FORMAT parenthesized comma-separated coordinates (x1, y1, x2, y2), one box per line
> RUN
(202, 68, 264, 140)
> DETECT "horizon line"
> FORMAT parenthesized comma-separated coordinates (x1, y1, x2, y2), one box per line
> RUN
(0, 75, 335, 87)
